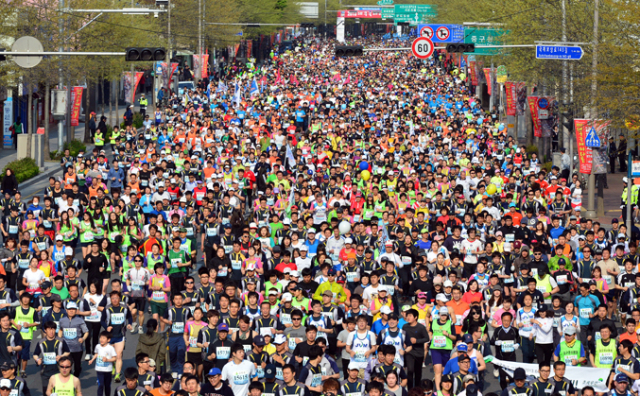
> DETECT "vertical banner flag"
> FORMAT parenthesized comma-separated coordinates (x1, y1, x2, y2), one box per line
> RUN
(250, 78, 259, 97)
(133, 72, 143, 103)
(70, 86, 84, 127)
(515, 82, 527, 116)
(122, 72, 132, 106)
(574, 119, 592, 174)
(246, 41, 253, 60)
(469, 61, 478, 86)
(201, 55, 209, 78)
(483, 68, 492, 95)
(590, 119, 611, 175)
(528, 96, 542, 137)
(192, 55, 202, 80)
(505, 82, 516, 116)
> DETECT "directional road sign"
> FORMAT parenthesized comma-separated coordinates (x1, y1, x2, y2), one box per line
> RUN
(411, 37, 434, 59)
(585, 127, 602, 148)
(417, 24, 464, 43)
(394, 4, 437, 16)
(393, 13, 428, 25)
(535, 45, 584, 60)
(377, 0, 394, 4)
(464, 28, 506, 55)
(381, 8, 394, 18)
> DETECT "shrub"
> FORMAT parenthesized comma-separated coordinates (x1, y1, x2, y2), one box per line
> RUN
(2, 158, 40, 183)
(64, 139, 86, 157)
(542, 161, 553, 172)
(525, 145, 539, 156)
(120, 112, 144, 130)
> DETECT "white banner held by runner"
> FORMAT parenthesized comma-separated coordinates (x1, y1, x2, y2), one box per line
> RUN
(489, 357, 609, 392)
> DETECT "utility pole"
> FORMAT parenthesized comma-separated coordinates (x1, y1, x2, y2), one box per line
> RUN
(58, 0, 64, 151)
(586, 0, 600, 219)
(130, 0, 135, 107)
(198, 0, 202, 81)
(561, 0, 571, 172)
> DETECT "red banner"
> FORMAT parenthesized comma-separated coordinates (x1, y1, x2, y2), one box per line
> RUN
(133, 71, 143, 103)
(336, 10, 382, 18)
(70, 87, 84, 127)
(574, 119, 592, 174)
(528, 96, 542, 137)
(201, 55, 209, 78)
(483, 68, 492, 95)
(469, 61, 478, 86)
(505, 82, 516, 116)
(246, 41, 253, 59)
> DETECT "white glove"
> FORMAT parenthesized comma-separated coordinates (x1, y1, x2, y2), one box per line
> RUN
(513, 344, 520, 350)
(495, 340, 502, 346)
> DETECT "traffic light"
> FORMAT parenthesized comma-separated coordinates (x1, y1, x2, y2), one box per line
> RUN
(335, 45, 364, 57)
(446, 43, 474, 53)
(562, 111, 574, 132)
(125, 47, 166, 61)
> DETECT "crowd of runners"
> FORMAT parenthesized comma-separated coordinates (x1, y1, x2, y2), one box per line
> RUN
(0, 35, 634, 396)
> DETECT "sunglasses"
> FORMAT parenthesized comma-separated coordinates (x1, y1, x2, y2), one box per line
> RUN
(185, 282, 194, 285)
(59, 366, 72, 369)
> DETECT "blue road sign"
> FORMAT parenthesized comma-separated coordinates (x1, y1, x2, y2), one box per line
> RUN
(536, 45, 583, 60)
(416, 24, 464, 43)
(585, 127, 601, 148)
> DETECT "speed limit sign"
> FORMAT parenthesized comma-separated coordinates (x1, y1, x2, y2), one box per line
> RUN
(419, 26, 434, 39)
(411, 37, 434, 59)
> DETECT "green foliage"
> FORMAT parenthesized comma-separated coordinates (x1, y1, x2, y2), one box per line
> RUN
(525, 145, 539, 156)
(542, 161, 553, 173)
(65, 139, 87, 157)
(2, 158, 40, 183)
(50, 139, 86, 160)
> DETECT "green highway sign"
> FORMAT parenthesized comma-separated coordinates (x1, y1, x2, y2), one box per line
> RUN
(381, 8, 394, 18)
(377, 0, 394, 5)
(393, 13, 430, 25)
(393, 4, 437, 16)
(464, 27, 507, 55)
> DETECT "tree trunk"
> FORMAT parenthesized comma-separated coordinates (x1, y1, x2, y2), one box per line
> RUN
(44, 81, 50, 160)
(84, 83, 91, 143)
(109, 78, 113, 125)
(115, 77, 120, 127)
(101, 75, 105, 116)
(26, 83, 32, 159)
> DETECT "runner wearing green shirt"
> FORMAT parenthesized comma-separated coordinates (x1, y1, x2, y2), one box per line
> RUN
(167, 236, 191, 299)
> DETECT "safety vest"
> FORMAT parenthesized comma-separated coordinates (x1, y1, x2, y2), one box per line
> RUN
(534, 274, 554, 301)
(430, 319, 454, 350)
(94, 131, 104, 146)
(51, 374, 76, 396)
(372, 297, 393, 322)
(14, 307, 36, 340)
(557, 340, 583, 366)
(595, 339, 617, 368)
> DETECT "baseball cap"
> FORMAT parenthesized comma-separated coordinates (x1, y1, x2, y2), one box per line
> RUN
(457, 343, 468, 352)
(322, 290, 334, 297)
(55, 235, 63, 241)
(254, 335, 266, 346)
(65, 246, 73, 256)
(417, 292, 427, 299)
(463, 374, 475, 383)
(307, 228, 316, 234)
(616, 374, 629, 383)
(439, 307, 449, 315)
(217, 323, 230, 332)
(66, 302, 78, 311)
(348, 362, 360, 370)
(462, 334, 474, 344)
(564, 326, 577, 335)
(380, 306, 392, 315)
(0, 362, 16, 371)
(513, 368, 527, 380)
(264, 364, 277, 379)
(0, 379, 11, 390)
(436, 294, 448, 302)
(207, 367, 222, 376)
(268, 289, 279, 296)
(41, 281, 52, 290)
(443, 280, 453, 287)
(327, 269, 337, 276)
(281, 292, 293, 302)
(273, 334, 287, 344)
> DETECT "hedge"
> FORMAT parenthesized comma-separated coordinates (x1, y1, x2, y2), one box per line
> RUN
(2, 157, 40, 183)
(50, 139, 87, 160)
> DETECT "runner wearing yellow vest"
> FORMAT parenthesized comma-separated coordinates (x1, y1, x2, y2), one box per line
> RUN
(553, 327, 586, 366)
(430, 308, 457, 388)
(590, 325, 617, 368)
(45, 356, 81, 396)
(12, 293, 37, 375)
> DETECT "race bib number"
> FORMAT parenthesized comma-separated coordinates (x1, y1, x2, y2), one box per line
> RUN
(501, 341, 515, 353)
(172, 322, 184, 333)
(171, 258, 181, 269)
(599, 352, 613, 365)
(433, 336, 447, 348)
(579, 308, 592, 319)
(216, 346, 230, 359)
(233, 371, 250, 385)
(152, 291, 165, 301)
(63, 328, 77, 340)
(43, 352, 56, 365)
(111, 313, 125, 325)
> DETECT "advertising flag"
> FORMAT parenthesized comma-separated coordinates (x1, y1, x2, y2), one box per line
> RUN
(70, 87, 84, 127)
(505, 82, 516, 116)
(483, 68, 492, 95)
(528, 96, 542, 137)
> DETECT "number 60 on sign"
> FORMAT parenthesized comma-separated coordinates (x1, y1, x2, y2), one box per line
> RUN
(412, 37, 434, 59)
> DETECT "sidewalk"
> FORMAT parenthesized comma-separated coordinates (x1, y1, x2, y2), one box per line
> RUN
(581, 171, 630, 227)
